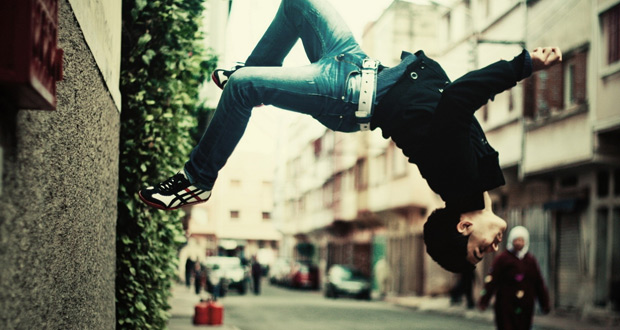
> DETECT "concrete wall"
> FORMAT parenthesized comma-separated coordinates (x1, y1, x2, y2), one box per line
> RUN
(0, 0, 119, 328)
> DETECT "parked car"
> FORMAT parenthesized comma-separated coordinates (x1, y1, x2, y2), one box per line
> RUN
(288, 261, 319, 290)
(324, 265, 371, 300)
(205, 256, 249, 295)
(269, 258, 292, 286)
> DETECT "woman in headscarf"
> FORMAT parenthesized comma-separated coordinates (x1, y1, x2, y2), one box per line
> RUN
(479, 226, 551, 330)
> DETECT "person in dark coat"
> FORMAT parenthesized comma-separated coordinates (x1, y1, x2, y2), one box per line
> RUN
(450, 269, 475, 309)
(251, 256, 262, 295)
(185, 258, 196, 289)
(138, 0, 562, 273)
(479, 226, 551, 330)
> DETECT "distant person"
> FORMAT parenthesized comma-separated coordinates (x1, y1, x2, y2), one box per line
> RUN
(450, 269, 475, 309)
(207, 264, 223, 300)
(479, 226, 550, 330)
(251, 257, 262, 295)
(194, 262, 204, 295)
(373, 258, 391, 300)
(137, 0, 562, 273)
(185, 258, 196, 289)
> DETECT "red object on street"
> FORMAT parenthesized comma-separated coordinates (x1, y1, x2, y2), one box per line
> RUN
(207, 300, 224, 325)
(193, 300, 210, 325)
(0, 0, 64, 110)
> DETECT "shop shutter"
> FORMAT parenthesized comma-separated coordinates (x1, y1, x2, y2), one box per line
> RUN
(557, 213, 581, 308)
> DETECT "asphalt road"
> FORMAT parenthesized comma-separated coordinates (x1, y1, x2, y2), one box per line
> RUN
(168, 280, 498, 330)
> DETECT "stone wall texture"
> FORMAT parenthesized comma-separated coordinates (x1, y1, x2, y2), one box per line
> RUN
(0, 0, 119, 328)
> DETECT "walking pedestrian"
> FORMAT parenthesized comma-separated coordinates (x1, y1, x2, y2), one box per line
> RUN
(194, 262, 205, 295)
(450, 269, 475, 309)
(479, 226, 551, 330)
(251, 256, 262, 295)
(138, 0, 562, 273)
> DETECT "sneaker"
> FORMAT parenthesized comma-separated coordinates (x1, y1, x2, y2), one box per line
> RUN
(139, 171, 211, 210)
(211, 63, 244, 90)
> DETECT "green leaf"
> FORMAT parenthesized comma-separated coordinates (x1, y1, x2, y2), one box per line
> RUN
(142, 49, 156, 65)
(137, 33, 152, 47)
(136, 0, 147, 11)
(136, 301, 147, 312)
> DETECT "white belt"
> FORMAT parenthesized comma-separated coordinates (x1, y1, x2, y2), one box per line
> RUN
(356, 58, 380, 131)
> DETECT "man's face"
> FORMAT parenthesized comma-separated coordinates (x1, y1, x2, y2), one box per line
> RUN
(462, 212, 507, 265)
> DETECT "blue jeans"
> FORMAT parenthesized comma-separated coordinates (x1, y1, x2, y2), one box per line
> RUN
(185, 0, 368, 189)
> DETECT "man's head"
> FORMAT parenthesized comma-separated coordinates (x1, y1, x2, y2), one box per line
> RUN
(424, 193, 507, 273)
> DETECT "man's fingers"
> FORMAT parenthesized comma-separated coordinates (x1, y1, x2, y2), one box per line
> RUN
(531, 46, 563, 71)
(551, 46, 562, 62)
(545, 47, 562, 65)
(541, 47, 552, 63)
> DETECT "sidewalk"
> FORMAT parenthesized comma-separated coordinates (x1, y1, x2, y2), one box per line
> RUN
(168, 284, 238, 330)
(386, 295, 619, 330)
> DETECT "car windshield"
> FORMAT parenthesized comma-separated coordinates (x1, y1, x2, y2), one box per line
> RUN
(336, 267, 365, 280)
(206, 257, 242, 270)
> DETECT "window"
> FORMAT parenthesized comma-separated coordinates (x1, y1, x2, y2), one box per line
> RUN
(354, 158, 368, 190)
(262, 212, 271, 220)
(313, 138, 322, 159)
(602, 3, 620, 65)
(598, 170, 610, 197)
(230, 210, 240, 219)
(614, 168, 620, 196)
(445, 12, 452, 43)
(392, 143, 407, 178)
(566, 63, 576, 105)
(230, 179, 241, 187)
(523, 49, 587, 118)
(563, 50, 587, 106)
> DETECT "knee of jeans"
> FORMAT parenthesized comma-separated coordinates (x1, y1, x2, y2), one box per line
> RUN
(226, 69, 253, 88)
(224, 71, 261, 108)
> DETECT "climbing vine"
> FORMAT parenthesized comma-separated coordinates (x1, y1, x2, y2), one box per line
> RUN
(117, 0, 217, 328)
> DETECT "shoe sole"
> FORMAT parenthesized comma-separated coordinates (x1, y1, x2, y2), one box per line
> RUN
(138, 190, 210, 211)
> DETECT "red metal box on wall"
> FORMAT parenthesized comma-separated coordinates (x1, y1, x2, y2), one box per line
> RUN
(0, 0, 63, 110)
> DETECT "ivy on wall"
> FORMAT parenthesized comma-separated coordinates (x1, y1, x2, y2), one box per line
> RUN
(117, 0, 217, 328)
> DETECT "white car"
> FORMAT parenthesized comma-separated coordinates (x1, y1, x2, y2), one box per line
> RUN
(205, 256, 249, 295)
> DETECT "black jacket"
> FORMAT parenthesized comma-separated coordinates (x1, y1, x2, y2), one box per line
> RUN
(371, 50, 531, 213)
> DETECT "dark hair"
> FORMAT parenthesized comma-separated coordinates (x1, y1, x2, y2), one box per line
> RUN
(423, 207, 475, 273)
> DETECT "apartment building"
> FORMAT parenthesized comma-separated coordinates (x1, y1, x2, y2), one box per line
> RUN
(434, 0, 620, 319)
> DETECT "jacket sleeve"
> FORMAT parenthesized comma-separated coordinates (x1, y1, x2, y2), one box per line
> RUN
(426, 50, 531, 209)
(433, 49, 531, 133)
(479, 253, 505, 310)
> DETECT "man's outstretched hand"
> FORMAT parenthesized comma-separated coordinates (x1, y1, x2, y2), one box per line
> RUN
(531, 46, 562, 72)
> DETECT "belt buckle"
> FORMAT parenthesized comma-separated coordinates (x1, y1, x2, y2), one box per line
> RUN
(362, 59, 379, 69)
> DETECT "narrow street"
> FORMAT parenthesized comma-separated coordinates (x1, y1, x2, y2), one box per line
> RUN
(168, 281, 495, 330)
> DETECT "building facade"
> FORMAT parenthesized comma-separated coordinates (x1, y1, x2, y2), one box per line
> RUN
(434, 0, 620, 320)
(0, 0, 121, 328)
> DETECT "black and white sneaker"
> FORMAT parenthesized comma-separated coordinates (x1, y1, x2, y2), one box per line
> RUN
(211, 63, 244, 90)
(138, 171, 211, 210)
